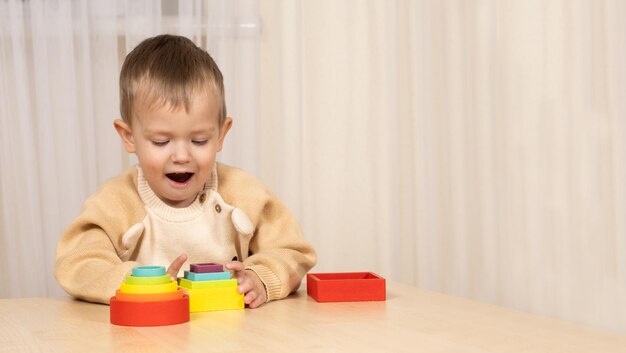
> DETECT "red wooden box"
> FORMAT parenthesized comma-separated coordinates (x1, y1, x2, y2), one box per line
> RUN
(306, 272, 386, 302)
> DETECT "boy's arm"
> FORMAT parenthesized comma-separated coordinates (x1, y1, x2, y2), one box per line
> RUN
(55, 169, 144, 304)
(55, 225, 140, 304)
(218, 164, 316, 302)
(243, 193, 317, 302)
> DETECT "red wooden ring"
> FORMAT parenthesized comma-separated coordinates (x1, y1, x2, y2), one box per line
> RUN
(110, 296, 190, 326)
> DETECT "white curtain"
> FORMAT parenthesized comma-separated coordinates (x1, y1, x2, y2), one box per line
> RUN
(0, 0, 260, 297)
(260, 0, 626, 333)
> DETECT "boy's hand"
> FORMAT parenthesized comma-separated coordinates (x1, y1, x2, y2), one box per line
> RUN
(225, 261, 267, 309)
(167, 254, 188, 280)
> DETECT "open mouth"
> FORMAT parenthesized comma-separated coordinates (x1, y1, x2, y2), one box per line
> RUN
(166, 172, 194, 183)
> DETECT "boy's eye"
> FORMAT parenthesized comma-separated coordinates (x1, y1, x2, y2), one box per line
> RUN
(152, 140, 169, 146)
(192, 140, 208, 146)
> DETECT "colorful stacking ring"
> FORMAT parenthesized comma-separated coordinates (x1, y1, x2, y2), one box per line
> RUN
(110, 265, 190, 327)
(125, 274, 172, 285)
(179, 278, 238, 290)
(184, 270, 231, 281)
(114, 288, 184, 302)
(179, 263, 244, 312)
(110, 296, 189, 326)
(119, 280, 178, 294)
(131, 266, 166, 277)
(189, 263, 223, 273)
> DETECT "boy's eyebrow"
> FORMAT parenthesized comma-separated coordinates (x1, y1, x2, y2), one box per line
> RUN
(142, 127, 172, 135)
(188, 127, 217, 136)
(193, 126, 218, 134)
(143, 126, 218, 135)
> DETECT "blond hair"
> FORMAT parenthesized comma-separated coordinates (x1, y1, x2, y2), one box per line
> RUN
(119, 34, 226, 126)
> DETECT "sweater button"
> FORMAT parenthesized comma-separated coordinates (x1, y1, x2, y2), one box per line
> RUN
(215, 204, 222, 213)
(199, 193, 207, 203)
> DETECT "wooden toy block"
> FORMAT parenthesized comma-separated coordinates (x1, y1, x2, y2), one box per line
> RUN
(189, 263, 223, 273)
(179, 264, 243, 312)
(110, 266, 190, 326)
(114, 288, 184, 302)
(184, 270, 231, 281)
(178, 278, 237, 290)
(306, 272, 386, 302)
(125, 274, 171, 285)
(119, 280, 178, 294)
(182, 286, 244, 312)
(110, 296, 189, 326)
(132, 265, 166, 277)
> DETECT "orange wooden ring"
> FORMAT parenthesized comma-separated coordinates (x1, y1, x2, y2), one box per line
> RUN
(110, 295, 190, 326)
(114, 288, 184, 302)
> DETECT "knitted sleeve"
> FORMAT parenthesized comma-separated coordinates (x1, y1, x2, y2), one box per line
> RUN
(54, 168, 146, 304)
(217, 164, 317, 301)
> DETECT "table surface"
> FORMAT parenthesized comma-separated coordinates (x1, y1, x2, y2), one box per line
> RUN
(1, 281, 625, 353)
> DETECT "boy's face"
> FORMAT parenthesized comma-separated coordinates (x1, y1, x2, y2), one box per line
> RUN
(114, 91, 231, 208)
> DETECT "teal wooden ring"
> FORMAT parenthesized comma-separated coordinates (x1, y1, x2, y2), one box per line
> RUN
(132, 266, 166, 277)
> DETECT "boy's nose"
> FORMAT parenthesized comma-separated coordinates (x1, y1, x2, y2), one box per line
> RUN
(171, 143, 191, 163)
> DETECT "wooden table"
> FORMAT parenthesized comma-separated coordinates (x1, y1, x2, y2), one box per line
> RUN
(1, 281, 625, 352)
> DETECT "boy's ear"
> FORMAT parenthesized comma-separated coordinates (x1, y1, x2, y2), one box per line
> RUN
(113, 119, 136, 153)
(217, 117, 233, 152)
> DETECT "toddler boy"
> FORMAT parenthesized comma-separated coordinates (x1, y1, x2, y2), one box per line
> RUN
(55, 34, 316, 308)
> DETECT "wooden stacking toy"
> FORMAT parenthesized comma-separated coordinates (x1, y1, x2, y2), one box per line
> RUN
(110, 266, 190, 326)
(307, 272, 386, 302)
(178, 262, 244, 312)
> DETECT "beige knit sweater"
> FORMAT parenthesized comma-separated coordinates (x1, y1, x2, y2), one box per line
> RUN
(55, 163, 316, 304)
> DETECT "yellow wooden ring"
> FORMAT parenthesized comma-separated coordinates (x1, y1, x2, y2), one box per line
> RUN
(119, 280, 178, 294)
(125, 274, 171, 285)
